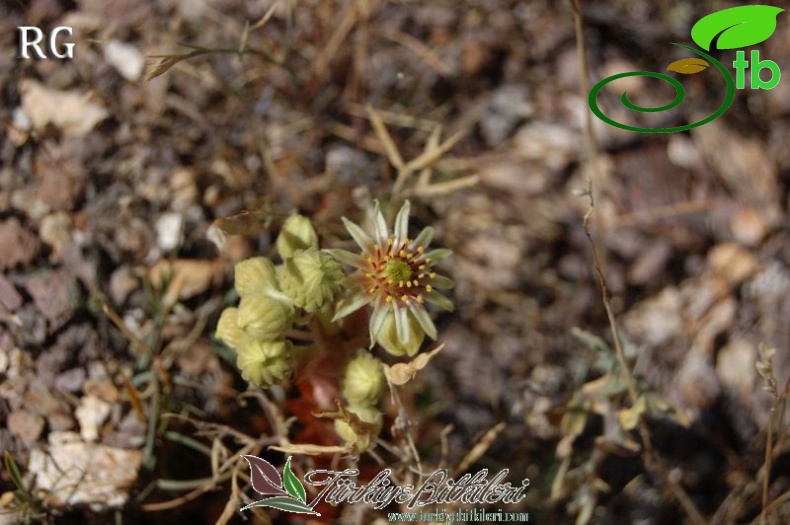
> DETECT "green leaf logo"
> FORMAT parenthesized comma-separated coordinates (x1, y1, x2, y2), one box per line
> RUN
(243, 496, 319, 515)
(282, 457, 307, 503)
(691, 5, 784, 51)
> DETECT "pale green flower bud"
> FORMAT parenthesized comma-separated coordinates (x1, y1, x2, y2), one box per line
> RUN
(278, 248, 344, 312)
(234, 257, 278, 298)
(215, 307, 248, 350)
(236, 339, 294, 387)
(277, 214, 318, 259)
(342, 351, 384, 406)
(376, 310, 425, 357)
(237, 295, 294, 341)
(334, 404, 382, 452)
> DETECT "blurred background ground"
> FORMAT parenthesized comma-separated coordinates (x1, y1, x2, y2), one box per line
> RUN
(1, 0, 790, 523)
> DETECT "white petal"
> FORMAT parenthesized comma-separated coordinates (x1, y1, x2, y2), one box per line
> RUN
(422, 248, 452, 263)
(394, 304, 410, 343)
(368, 306, 389, 349)
(408, 303, 437, 340)
(425, 291, 454, 312)
(393, 200, 410, 245)
(430, 275, 454, 290)
(372, 200, 389, 245)
(326, 248, 366, 268)
(342, 217, 373, 250)
(410, 226, 434, 250)
(332, 290, 372, 321)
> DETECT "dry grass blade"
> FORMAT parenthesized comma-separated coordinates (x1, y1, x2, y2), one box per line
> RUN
(451, 422, 506, 477)
(409, 175, 479, 197)
(251, 0, 281, 29)
(142, 54, 197, 83)
(268, 444, 351, 455)
(312, 2, 359, 82)
(383, 30, 452, 77)
(102, 302, 152, 357)
(402, 128, 467, 175)
(367, 105, 405, 169)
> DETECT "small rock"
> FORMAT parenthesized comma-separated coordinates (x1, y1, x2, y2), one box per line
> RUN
(25, 269, 81, 328)
(716, 338, 756, 397)
(623, 287, 683, 347)
(0, 275, 22, 312)
(39, 212, 74, 261)
(8, 409, 45, 443)
(20, 80, 108, 137)
(480, 85, 534, 147)
(103, 40, 144, 81)
(730, 208, 769, 247)
(109, 266, 139, 306)
(708, 243, 760, 286)
(156, 212, 183, 251)
(480, 163, 547, 196)
(30, 431, 142, 510)
(75, 395, 112, 442)
(56, 368, 87, 392)
(0, 217, 41, 270)
(36, 167, 85, 211)
(514, 122, 577, 171)
(47, 411, 76, 432)
(83, 378, 120, 404)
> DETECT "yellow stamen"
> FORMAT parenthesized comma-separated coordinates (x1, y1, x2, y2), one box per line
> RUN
(369, 287, 376, 293)
(426, 258, 432, 263)
(406, 281, 412, 288)
(401, 295, 408, 302)
(388, 237, 393, 245)
(426, 285, 433, 292)
(429, 272, 436, 278)
(418, 264, 426, 270)
(412, 280, 419, 286)
(386, 296, 393, 303)
(417, 295, 424, 303)
(399, 250, 405, 257)
(417, 246, 425, 253)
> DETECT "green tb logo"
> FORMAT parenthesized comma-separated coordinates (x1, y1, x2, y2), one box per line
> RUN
(589, 5, 784, 133)
(733, 50, 780, 89)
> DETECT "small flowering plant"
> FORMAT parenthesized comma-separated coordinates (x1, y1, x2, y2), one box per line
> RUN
(331, 201, 454, 356)
(214, 200, 453, 452)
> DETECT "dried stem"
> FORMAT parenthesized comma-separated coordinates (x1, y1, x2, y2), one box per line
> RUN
(571, 1, 707, 524)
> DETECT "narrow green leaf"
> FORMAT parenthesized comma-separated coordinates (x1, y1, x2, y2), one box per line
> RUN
(242, 496, 319, 515)
(4, 452, 27, 499)
(691, 5, 784, 51)
(282, 457, 307, 503)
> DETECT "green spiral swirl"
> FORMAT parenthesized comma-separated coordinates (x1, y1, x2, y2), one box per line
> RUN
(588, 43, 735, 133)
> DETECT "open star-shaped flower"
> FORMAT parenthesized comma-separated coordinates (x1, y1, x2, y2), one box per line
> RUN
(330, 200, 453, 352)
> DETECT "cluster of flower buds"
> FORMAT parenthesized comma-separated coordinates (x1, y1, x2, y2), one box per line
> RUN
(334, 350, 385, 451)
(215, 214, 343, 387)
(214, 201, 454, 452)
